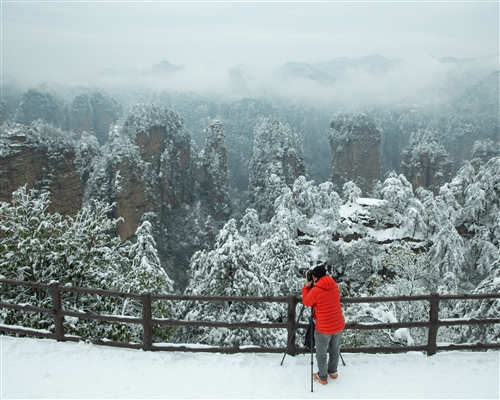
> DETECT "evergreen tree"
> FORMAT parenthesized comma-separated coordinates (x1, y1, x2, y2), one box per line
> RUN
(75, 132, 102, 183)
(240, 208, 262, 247)
(404, 198, 428, 238)
(330, 237, 382, 294)
(272, 176, 317, 235)
(342, 181, 362, 205)
(415, 187, 447, 237)
(470, 138, 500, 165)
(315, 181, 342, 231)
(455, 257, 500, 344)
(400, 129, 452, 193)
(122, 220, 175, 341)
(177, 219, 280, 347)
(371, 173, 414, 228)
(0, 186, 175, 343)
(427, 222, 466, 294)
(258, 223, 308, 297)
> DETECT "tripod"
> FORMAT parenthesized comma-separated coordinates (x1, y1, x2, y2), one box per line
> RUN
(280, 304, 306, 366)
(280, 304, 346, 393)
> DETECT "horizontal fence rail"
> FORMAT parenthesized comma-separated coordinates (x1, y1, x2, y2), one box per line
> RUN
(1, 278, 499, 356)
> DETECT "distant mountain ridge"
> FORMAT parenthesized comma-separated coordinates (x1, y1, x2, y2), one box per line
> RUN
(101, 60, 184, 78)
(277, 54, 405, 85)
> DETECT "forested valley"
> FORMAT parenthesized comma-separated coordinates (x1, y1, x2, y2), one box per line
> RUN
(1, 55, 499, 348)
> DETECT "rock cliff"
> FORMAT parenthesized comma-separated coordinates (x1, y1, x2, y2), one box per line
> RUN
(328, 113, 382, 195)
(9, 87, 122, 147)
(82, 103, 197, 241)
(0, 122, 84, 216)
(14, 89, 70, 132)
(70, 91, 123, 145)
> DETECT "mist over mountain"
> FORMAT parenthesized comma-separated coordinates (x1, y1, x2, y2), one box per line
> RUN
(277, 54, 406, 85)
(101, 60, 184, 78)
(4, 54, 497, 111)
(85, 54, 498, 109)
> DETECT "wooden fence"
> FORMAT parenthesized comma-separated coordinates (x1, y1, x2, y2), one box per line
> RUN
(1, 278, 499, 356)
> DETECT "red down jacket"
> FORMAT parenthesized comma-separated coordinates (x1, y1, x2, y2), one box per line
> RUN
(302, 275, 345, 335)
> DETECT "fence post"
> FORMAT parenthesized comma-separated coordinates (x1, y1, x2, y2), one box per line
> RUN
(285, 296, 298, 356)
(427, 293, 439, 356)
(142, 293, 153, 351)
(50, 282, 65, 341)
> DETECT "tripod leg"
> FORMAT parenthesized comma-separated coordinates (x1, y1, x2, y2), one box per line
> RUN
(280, 304, 305, 366)
(340, 352, 346, 366)
(310, 308, 314, 393)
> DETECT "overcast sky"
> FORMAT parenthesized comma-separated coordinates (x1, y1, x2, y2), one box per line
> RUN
(1, 0, 499, 87)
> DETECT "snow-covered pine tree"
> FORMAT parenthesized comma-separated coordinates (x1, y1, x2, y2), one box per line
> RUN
(371, 173, 414, 228)
(315, 181, 342, 228)
(342, 181, 362, 205)
(176, 219, 280, 347)
(470, 138, 500, 165)
(427, 222, 466, 295)
(404, 197, 428, 239)
(415, 187, 447, 237)
(0, 187, 126, 338)
(454, 257, 500, 345)
(0, 186, 176, 343)
(464, 224, 499, 289)
(447, 160, 478, 207)
(330, 236, 382, 295)
(122, 220, 175, 342)
(258, 220, 308, 297)
(400, 129, 452, 194)
(240, 208, 262, 247)
(272, 177, 313, 236)
(0, 186, 67, 330)
(75, 131, 102, 183)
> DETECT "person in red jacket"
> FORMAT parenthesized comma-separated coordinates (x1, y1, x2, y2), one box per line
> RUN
(302, 264, 345, 385)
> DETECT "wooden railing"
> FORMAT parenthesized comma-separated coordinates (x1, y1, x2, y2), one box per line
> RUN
(1, 278, 499, 356)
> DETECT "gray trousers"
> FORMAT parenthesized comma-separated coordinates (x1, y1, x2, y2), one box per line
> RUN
(314, 330, 342, 381)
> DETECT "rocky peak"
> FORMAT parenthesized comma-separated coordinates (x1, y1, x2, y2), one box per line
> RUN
(84, 103, 195, 240)
(199, 120, 231, 221)
(14, 88, 69, 131)
(70, 90, 123, 145)
(328, 113, 382, 195)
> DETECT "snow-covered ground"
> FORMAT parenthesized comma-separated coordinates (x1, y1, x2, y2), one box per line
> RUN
(1, 336, 498, 399)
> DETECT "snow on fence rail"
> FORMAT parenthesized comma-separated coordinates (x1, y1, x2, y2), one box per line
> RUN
(1, 278, 499, 356)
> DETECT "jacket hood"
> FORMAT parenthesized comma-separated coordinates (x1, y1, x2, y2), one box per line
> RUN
(314, 275, 335, 291)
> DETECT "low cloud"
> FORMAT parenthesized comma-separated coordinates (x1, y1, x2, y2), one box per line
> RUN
(4, 55, 498, 111)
